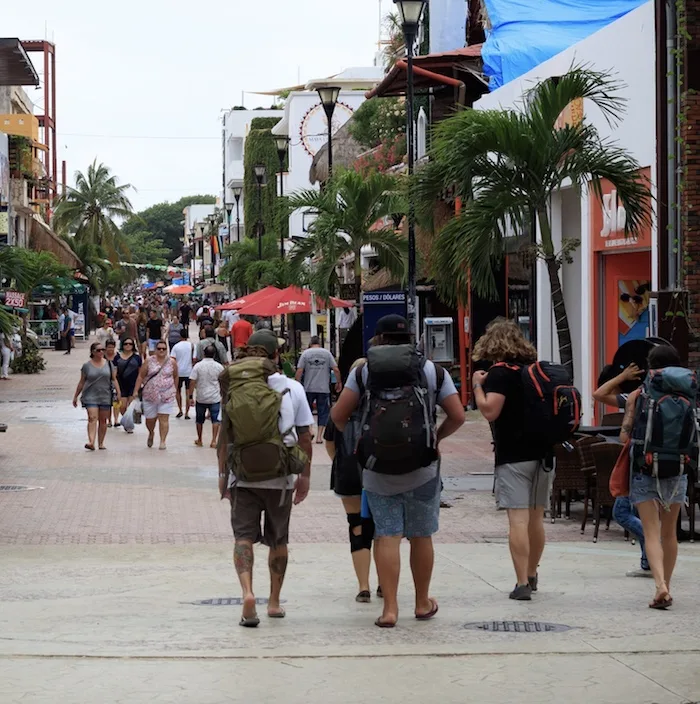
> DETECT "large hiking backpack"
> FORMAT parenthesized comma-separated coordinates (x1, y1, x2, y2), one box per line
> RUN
(496, 361, 582, 449)
(357, 344, 443, 475)
(631, 367, 699, 479)
(224, 358, 307, 482)
(205, 341, 224, 364)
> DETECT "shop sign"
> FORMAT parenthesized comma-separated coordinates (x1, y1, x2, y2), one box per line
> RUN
(4, 291, 26, 308)
(363, 291, 406, 305)
(590, 168, 651, 252)
(299, 101, 354, 157)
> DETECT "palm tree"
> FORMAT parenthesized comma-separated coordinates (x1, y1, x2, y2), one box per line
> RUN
(417, 67, 651, 376)
(53, 160, 135, 262)
(61, 236, 110, 294)
(288, 170, 407, 305)
(383, 12, 405, 71)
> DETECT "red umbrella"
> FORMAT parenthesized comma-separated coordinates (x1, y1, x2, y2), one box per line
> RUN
(215, 286, 281, 311)
(236, 286, 354, 316)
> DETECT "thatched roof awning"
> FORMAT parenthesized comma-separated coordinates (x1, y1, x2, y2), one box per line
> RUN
(29, 218, 81, 269)
(309, 121, 365, 185)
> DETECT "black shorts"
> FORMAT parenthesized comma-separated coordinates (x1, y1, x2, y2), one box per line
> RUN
(178, 376, 190, 390)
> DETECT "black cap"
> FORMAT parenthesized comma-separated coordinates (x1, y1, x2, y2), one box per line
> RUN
(375, 314, 409, 336)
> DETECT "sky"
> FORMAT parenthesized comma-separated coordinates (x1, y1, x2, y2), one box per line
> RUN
(4, 0, 393, 212)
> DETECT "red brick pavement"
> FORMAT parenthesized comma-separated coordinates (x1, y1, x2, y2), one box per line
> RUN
(0, 341, 628, 546)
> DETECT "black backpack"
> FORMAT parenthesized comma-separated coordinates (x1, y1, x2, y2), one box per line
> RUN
(495, 361, 582, 449)
(356, 344, 444, 475)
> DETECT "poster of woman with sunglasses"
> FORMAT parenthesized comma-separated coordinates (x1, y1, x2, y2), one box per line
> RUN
(618, 281, 651, 347)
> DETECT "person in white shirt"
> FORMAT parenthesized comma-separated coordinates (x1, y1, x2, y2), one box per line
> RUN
(189, 345, 224, 448)
(170, 330, 194, 419)
(217, 329, 313, 627)
(223, 308, 240, 328)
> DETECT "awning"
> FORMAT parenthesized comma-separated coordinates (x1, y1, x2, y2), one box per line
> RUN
(366, 45, 485, 100)
(0, 38, 39, 86)
(29, 218, 82, 269)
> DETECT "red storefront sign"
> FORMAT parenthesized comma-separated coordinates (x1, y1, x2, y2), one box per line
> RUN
(4, 290, 26, 308)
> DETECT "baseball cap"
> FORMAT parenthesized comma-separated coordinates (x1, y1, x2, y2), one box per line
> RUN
(248, 329, 285, 355)
(374, 314, 409, 336)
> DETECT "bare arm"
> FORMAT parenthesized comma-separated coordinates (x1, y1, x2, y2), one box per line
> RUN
(437, 393, 466, 444)
(295, 368, 303, 382)
(331, 388, 360, 431)
(171, 359, 179, 393)
(473, 387, 506, 422)
(325, 439, 336, 461)
(619, 389, 640, 443)
(112, 365, 122, 401)
(593, 364, 642, 407)
(73, 371, 86, 407)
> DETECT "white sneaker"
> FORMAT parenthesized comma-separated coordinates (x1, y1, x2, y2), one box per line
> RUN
(625, 568, 653, 578)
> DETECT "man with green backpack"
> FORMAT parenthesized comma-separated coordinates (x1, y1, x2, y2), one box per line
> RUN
(217, 329, 314, 628)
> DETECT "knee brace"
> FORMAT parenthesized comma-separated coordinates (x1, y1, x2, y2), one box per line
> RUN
(347, 513, 365, 553)
(361, 517, 375, 550)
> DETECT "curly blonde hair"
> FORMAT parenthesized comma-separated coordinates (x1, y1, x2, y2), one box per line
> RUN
(472, 317, 537, 364)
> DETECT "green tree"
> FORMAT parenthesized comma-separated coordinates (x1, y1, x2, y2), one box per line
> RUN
(121, 194, 216, 263)
(122, 230, 170, 266)
(288, 170, 407, 305)
(418, 67, 651, 375)
(53, 160, 135, 262)
(60, 236, 110, 294)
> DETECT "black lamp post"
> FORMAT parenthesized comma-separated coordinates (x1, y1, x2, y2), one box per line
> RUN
(225, 202, 234, 248)
(207, 213, 217, 282)
(232, 186, 242, 243)
(394, 0, 426, 339)
(254, 164, 266, 263)
(275, 136, 289, 259)
(316, 86, 341, 180)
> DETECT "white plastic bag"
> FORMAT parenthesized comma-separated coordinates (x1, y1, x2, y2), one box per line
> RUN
(131, 398, 143, 425)
(121, 403, 135, 433)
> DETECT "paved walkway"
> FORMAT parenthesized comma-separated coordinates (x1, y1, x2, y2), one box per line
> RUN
(1, 340, 699, 703)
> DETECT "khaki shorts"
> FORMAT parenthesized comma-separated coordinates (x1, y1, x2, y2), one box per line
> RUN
(495, 461, 553, 510)
(230, 487, 292, 548)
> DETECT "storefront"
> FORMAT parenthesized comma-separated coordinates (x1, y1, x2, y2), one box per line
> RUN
(591, 168, 653, 381)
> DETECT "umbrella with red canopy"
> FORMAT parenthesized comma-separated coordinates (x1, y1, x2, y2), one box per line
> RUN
(215, 285, 281, 311)
(236, 286, 354, 317)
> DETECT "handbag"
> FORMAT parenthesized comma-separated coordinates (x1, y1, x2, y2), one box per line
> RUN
(108, 360, 119, 405)
(609, 439, 631, 498)
(138, 359, 167, 401)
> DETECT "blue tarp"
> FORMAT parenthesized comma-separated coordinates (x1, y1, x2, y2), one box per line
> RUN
(482, 0, 649, 90)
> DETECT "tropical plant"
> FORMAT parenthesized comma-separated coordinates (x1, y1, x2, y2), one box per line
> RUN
(417, 67, 651, 376)
(288, 170, 407, 305)
(10, 337, 45, 374)
(383, 12, 405, 70)
(349, 97, 406, 150)
(53, 160, 135, 261)
(61, 236, 110, 293)
(122, 230, 170, 267)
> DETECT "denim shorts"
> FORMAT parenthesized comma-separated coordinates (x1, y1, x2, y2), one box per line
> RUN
(365, 474, 441, 538)
(195, 401, 221, 425)
(630, 472, 688, 506)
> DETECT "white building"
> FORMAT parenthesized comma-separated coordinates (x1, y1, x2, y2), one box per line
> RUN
(222, 108, 284, 242)
(475, 1, 655, 422)
(182, 203, 216, 285)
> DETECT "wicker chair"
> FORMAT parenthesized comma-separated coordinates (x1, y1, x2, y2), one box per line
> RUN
(551, 436, 605, 525)
(590, 442, 626, 542)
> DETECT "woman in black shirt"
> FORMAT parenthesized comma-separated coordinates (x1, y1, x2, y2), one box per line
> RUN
(472, 318, 548, 602)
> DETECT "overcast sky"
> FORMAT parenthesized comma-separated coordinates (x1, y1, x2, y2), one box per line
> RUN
(5, 0, 392, 212)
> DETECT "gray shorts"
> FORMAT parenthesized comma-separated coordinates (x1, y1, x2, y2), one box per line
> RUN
(495, 461, 553, 510)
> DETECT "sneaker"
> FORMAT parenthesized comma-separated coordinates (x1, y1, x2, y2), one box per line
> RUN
(509, 583, 532, 601)
(528, 574, 538, 592)
(626, 568, 654, 578)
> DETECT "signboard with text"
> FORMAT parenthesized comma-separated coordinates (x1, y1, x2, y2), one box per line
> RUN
(362, 290, 407, 354)
(4, 291, 26, 308)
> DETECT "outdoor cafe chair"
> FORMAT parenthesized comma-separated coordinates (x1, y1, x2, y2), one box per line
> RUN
(590, 442, 626, 543)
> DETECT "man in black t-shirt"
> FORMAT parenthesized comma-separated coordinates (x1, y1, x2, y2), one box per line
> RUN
(471, 318, 549, 602)
(146, 310, 163, 354)
(179, 301, 192, 336)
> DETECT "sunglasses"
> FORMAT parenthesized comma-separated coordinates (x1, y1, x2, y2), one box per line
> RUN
(123, 342, 134, 346)
(94, 348, 105, 352)
(156, 346, 167, 351)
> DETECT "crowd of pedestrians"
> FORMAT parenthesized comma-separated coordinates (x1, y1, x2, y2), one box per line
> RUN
(70, 291, 697, 625)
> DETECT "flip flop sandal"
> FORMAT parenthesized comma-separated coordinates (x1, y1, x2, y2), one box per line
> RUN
(147, 435, 154, 448)
(649, 594, 673, 610)
(194, 440, 203, 447)
(98, 446, 106, 450)
(376, 586, 383, 599)
(268, 608, 285, 618)
(239, 615, 260, 628)
(375, 618, 396, 628)
(356, 591, 371, 603)
(415, 598, 439, 620)
(84, 443, 95, 451)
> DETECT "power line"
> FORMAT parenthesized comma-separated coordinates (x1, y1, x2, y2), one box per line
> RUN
(60, 132, 219, 141)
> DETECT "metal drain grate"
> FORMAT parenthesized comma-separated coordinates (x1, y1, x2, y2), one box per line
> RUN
(0, 485, 43, 492)
(464, 621, 571, 633)
(186, 597, 287, 606)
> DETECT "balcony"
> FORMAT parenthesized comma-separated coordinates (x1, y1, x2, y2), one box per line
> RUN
(0, 113, 39, 141)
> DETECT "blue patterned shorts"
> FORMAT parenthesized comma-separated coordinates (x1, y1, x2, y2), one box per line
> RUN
(364, 475, 441, 538)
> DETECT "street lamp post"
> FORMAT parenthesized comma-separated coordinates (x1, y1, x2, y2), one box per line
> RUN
(275, 136, 289, 259)
(225, 202, 234, 248)
(254, 164, 266, 263)
(316, 86, 341, 181)
(207, 213, 217, 283)
(394, 0, 426, 340)
(232, 186, 242, 243)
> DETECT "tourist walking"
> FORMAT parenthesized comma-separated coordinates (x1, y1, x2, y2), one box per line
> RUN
(471, 318, 551, 601)
(332, 315, 465, 628)
(295, 336, 342, 444)
(136, 340, 178, 450)
(104, 340, 121, 427)
(167, 313, 185, 352)
(218, 329, 313, 627)
(146, 310, 164, 354)
(73, 341, 121, 451)
(231, 315, 253, 356)
(216, 319, 231, 362)
(195, 326, 227, 365)
(324, 359, 376, 602)
(170, 329, 194, 419)
(115, 337, 142, 434)
(60, 306, 75, 355)
(114, 309, 137, 350)
(621, 345, 694, 609)
(0, 333, 13, 380)
(189, 345, 224, 448)
(95, 318, 115, 348)
(136, 311, 148, 358)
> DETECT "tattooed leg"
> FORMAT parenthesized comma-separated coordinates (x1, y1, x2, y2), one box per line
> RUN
(234, 541, 256, 619)
(268, 545, 288, 616)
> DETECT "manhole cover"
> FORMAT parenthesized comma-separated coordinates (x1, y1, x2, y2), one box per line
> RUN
(186, 597, 287, 606)
(0, 485, 44, 492)
(464, 621, 571, 633)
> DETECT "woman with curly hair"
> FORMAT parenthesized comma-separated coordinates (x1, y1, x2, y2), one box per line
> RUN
(471, 318, 550, 602)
